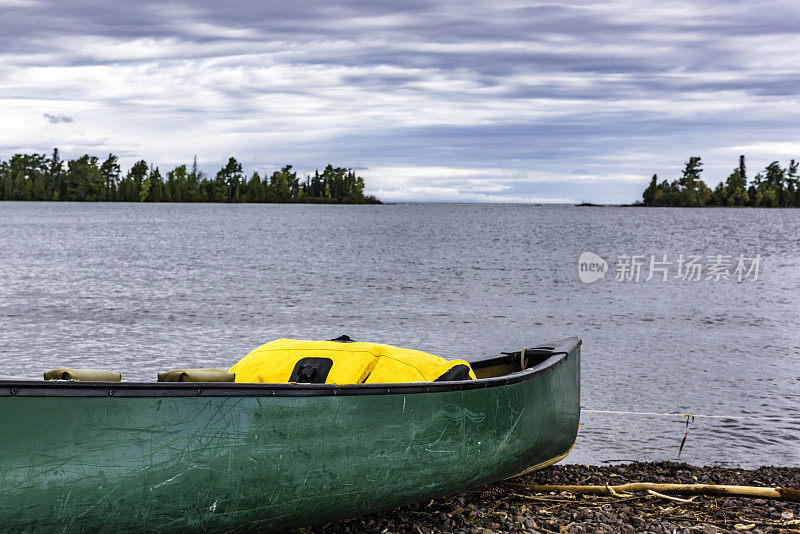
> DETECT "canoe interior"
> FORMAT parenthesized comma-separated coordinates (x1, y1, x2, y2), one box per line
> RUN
(470, 345, 562, 379)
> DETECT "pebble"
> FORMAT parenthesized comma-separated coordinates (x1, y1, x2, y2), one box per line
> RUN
(300, 461, 800, 534)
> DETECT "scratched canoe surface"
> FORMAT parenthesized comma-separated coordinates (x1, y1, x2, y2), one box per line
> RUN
(0, 343, 579, 533)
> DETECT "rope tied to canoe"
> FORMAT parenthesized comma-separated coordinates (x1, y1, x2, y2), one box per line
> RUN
(581, 409, 800, 424)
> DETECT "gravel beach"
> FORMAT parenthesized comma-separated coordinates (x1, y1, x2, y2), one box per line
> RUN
(301, 462, 800, 534)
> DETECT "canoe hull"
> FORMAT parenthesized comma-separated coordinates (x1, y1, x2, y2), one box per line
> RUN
(0, 339, 579, 532)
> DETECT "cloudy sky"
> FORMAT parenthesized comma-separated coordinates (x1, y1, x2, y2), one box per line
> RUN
(2, 0, 799, 203)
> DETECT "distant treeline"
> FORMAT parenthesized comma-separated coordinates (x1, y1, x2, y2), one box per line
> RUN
(641, 155, 799, 207)
(0, 149, 381, 204)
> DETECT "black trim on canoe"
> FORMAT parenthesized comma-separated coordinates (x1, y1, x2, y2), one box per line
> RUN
(0, 338, 580, 398)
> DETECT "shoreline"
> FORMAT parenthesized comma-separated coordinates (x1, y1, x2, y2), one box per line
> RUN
(306, 462, 800, 533)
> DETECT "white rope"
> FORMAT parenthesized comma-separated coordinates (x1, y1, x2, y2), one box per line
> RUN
(582, 409, 800, 424)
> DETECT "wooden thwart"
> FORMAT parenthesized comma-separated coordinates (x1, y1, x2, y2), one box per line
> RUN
(503, 482, 800, 502)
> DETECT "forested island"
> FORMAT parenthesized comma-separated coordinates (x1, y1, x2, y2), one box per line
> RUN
(641, 155, 799, 207)
(0, 149, 381, 204)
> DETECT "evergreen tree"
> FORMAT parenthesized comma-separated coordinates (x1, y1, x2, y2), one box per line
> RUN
(675, 157, 707, 206)
(167, 165, 188, 202)
(739, 155, 747, 184)
(127, 160, 148, 201)
(246, 171, 265, 202)
(786, 160, 798, 206)
(762, 161, 786, 206)
(723, 168, 749, 206)
(143, 166, 163, 202)
(100, 154, 121, 201)
(12, 170, 25, 200)
(269, 166, 293, 201)
(642, 174, 659, 206)
(66, 155, 103, 200)
(0, 163, 12, 200)
(201, 177, 214, 202)
(185, 166, 202, 202)
(711, 182, 725, 206)
(31, 173, 46, 200)
(47, 148, 63, 199)
(212, 157, 242, 203)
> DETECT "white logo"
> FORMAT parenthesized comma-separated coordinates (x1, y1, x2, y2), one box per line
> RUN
(578, 252, 608, 284)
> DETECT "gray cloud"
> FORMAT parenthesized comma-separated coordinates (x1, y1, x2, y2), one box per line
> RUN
(2, 0, 800, 202)
(43, 113, 74, 124)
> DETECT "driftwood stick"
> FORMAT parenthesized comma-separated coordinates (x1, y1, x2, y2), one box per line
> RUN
(503, 482, 800, 502)
(646, 489, 696, 503)
(607, 485, 632, 498)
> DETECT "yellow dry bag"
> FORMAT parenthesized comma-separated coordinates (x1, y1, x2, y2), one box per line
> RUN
(229, 338, 475, 385)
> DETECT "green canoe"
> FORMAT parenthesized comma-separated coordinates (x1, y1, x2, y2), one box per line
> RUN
(0, 337, 580, 532)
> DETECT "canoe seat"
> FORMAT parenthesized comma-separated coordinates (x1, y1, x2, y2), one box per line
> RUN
(44, 369, 122, 382)
(157, 368, 235, 382)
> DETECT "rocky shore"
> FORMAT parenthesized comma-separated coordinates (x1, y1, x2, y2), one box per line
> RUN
(306, 462, 799, 534)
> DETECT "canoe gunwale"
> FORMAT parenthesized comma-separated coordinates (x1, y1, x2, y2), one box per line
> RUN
(0, 337, 580, 398)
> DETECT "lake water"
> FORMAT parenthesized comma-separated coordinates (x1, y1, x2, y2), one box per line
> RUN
(0, 202, 798, 468)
